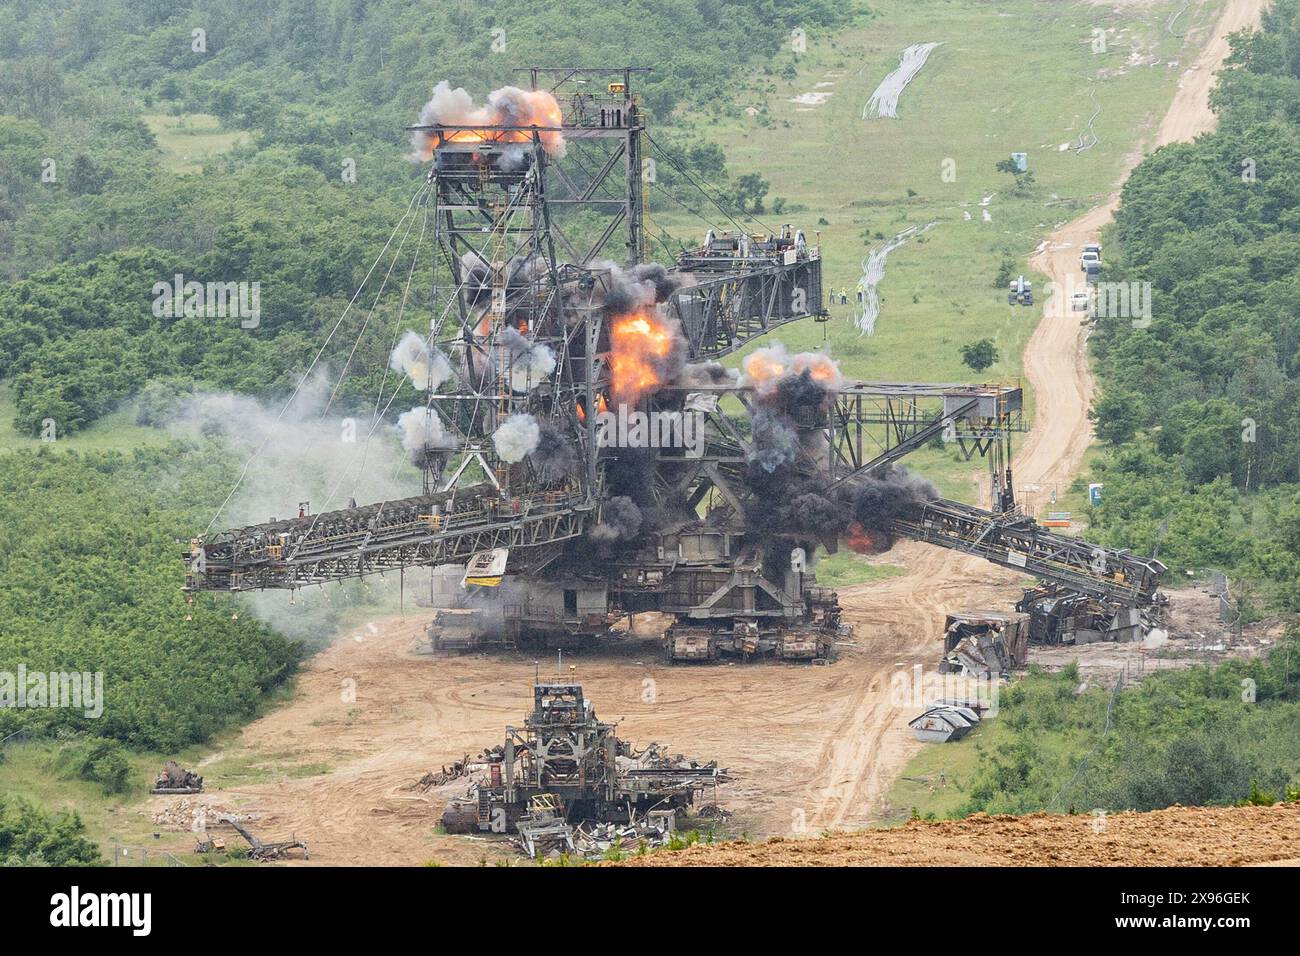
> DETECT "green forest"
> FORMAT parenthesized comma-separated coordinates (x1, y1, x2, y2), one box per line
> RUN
(955, 630, 1300, 816)
(1086, 0, 1300, 611)
(0, 0, 857, 437)
(0, 447, 300, 748)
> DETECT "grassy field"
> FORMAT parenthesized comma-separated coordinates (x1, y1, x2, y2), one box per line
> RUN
(881, 724, 989, 823)
(0, 382, 173, 454)
(0, 676, 309, 865)
(142, 112, 251, 174)
(879, 693, 1101, 824)
(813, 549, 908, 587)
(654, 0, 1217, 503)
(0, 737, 238, 865)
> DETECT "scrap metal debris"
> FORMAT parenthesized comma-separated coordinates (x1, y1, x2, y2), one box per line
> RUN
(909, 698, 985, 743)
(150, 760, 203, 795)
(442, 680, 730, 858)
(940, 610, 1029, 678)
(1018, 584, 1161, 645)
(203, 814, 309, 862)
(413, 754, 474, 791)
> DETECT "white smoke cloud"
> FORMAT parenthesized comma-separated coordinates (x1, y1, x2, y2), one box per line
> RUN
(389, 330, 451, 391)
(169, 376, 416, 529)
(499, 326, 556, 392)
(166, 380, 447, 643)
(396, 406, 456, 467)
(492, 412, 541, 463)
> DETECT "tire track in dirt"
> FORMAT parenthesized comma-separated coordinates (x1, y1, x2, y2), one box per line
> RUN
(804, 0, 1266, 832)
(618, 802, 1300, 867)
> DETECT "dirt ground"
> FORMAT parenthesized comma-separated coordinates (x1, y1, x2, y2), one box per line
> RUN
(147, 547, 1022, 866)
(612, 802, 1300, 867)
(146, 0, 1271, 867)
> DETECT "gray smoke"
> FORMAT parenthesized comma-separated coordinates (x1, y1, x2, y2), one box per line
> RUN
(500, 326, 557, 392)
(590, 495, 643, 543)
(462, 252, 546, 310)
(529, 421, 577, 482)
(748, 406, 801, 473)
(589, 259, 682, 313)
(779, 492, 848, 538)
(677, 361, 740, 388)
(849, 465, 938, 530)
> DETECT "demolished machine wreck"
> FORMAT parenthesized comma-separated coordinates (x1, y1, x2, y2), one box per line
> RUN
(182, 67, 1166, 660)
(440, 679, 727, 840)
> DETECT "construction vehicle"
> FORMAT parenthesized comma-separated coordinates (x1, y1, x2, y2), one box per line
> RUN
(1007, 275, 1033, 306)
(427, 607, 488, 653)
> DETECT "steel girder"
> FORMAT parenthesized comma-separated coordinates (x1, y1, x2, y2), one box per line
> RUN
(892, 497, 1165, 606)
(667, 255, 823, 360)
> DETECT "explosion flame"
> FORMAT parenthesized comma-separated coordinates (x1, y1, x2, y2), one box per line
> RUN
(610, 310, 676, 404)
(843, 521, 887, 554)
(742, 343, 844, 397)
(411, 82, 567, 161)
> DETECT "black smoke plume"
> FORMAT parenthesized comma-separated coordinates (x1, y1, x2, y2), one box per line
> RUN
(529, 422, 577, 483)
(590, 495, 643, 544)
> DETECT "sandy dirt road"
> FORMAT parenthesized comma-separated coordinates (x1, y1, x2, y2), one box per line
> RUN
(152, 2, 1267, 866)
(1020, 0, 1268, 512)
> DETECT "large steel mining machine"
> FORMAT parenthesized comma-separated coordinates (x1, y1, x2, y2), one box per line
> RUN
(440, 680, 726, 835)
(182, 67, 1164, 661)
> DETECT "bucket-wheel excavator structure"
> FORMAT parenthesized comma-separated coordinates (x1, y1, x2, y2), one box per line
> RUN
(183, 67, 1164, 661)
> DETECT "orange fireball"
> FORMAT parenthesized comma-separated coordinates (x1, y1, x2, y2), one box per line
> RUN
(844, 522, 882, 554)
(415, 85, 567, 160)
(610, 311, 675, 403)
(743, 344, 843, 396)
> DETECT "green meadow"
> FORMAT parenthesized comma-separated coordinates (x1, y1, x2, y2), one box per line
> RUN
(655, 0, 1216, 501)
